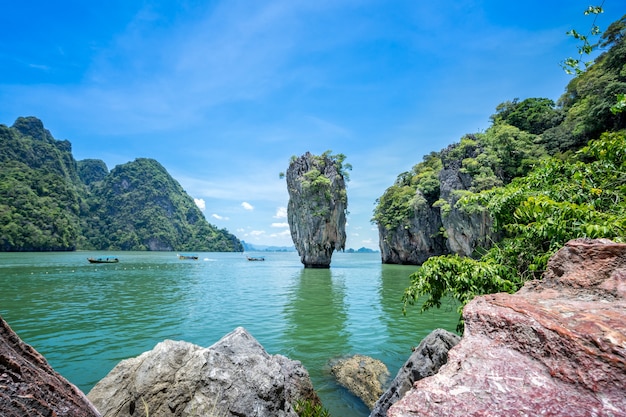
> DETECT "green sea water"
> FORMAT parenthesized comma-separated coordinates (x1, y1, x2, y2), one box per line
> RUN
(0, 251, 460, 416)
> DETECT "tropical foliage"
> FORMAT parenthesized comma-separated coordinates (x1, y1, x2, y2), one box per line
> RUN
(403, 131, 626, 329)
(395, 13, 626, 327)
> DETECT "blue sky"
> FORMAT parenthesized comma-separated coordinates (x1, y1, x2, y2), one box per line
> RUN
(1, 1, 623, 249)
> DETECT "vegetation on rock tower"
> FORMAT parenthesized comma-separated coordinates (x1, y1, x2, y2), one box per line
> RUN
(285, 151, 350, 268)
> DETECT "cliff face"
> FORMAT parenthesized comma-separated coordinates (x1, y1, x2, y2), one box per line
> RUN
(378, 143, 496, 264)
(286, 152, 347, 268)
(388, 238, 626, 416)
(437, 151, 494, 257)
(378, 189, 445, 265)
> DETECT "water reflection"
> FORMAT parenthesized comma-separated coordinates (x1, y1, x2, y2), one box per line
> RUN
(378, 263, 461, 373)
(283, 268, 350, 360)
(281, 267, 374, 416)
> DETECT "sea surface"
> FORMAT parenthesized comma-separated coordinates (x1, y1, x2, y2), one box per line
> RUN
(0, 251, 460, 417)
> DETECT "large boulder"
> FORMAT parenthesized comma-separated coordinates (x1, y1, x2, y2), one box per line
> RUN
(329, 354, 390, 410)
(0, 315, 101, 417)
(88, 327, 320, 417)
(286, 152, 348, 268)
(370, 329, 460, 417)
(388, 238, 626, 417)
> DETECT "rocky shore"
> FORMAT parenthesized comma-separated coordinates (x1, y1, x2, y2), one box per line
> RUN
(1, 238, 624, 416)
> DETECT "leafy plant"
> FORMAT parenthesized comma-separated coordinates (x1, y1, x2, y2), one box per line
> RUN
(561, 5, 605, 75)
(294, 399, 331, 417)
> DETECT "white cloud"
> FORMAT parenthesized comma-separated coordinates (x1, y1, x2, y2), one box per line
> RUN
(270, 229, 291, 238)
(242, 201, 254, 211)
(271, 222, 289, 228)
(212, 213, 229, 220)
(194, 198, 206, 211)
(250, 230, 265, 236)
(273, 206, 287, 218)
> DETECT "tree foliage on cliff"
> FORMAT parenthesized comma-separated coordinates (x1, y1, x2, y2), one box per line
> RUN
(404, 131, 626, 327)
(400, 14, 626, 325)
(84, 158, 242, 251)
(373, 151, 441, 231)
(0, 119, 84, 251)
(0, 118, 242, 252)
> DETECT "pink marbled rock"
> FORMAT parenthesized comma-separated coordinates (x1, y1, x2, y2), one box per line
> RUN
(388, 239, 626, 417)
(0, 316, 101, 417)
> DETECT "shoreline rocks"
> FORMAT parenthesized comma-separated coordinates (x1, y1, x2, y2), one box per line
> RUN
(388, 238, 626, 417)
(329, 354, 390, 410)
(0, 316, 101, 417)
(370, 329, 460, 417)
(87, 327, 320, 417)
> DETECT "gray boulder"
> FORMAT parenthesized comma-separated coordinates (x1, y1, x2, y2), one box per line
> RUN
(370, 329, 460, 417)
(329, 354, 390, 410)
(87, 327, 320, 417)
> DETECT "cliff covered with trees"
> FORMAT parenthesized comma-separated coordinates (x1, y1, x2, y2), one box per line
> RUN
(374, 14, 626, 266)
(0, 117, 242, 252)
(373, 13, 626, 326)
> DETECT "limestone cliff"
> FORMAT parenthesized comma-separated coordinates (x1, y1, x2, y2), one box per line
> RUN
(437, 146, 495, 257)
(286, 152, 348, 268)
(378, 142, 496, 264)
(0, 116, 243, 252)
(378, 188, 446, 265)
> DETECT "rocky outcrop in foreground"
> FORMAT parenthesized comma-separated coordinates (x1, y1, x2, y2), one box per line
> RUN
(286, 152, 347, 268)
(388, 238, 626, 417)
(329, 354, 390, 410)
(0, 316, 101, 417)
(371, 328, 460, 417)
(88, 327, 319, 417)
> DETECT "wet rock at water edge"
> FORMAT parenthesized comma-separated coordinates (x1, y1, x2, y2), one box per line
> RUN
(88, 326, 320, 417)
(0, 315, 101, 417)
(329, 354, 390, 410)
(370, 328, 460, 417)
(388, 238, 626, 417)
